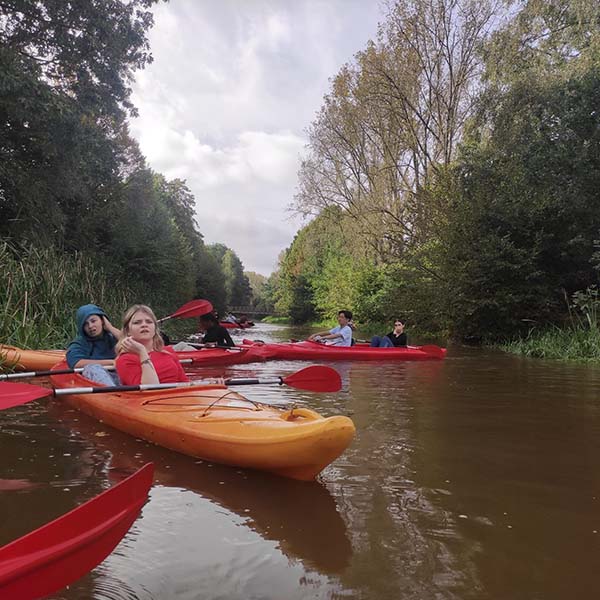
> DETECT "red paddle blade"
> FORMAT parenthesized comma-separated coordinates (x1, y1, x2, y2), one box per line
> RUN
(0, 463, 154, 599)
(283, 365, 342, 392)
(420, 345, 446, 359)
(161, 299, 214, 321)
(0, 382, 53, 410)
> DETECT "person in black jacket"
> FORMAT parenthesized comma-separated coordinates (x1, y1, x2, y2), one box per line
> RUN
(198, 312, 235, 347)
(370, 319, 407, 348)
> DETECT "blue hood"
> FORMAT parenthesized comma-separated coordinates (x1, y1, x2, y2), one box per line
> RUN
(75, 304, 108, 337)
(66, 304, 116, 368)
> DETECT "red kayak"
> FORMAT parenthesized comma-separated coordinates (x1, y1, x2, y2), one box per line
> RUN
(169, 345, 265, 366)
(242, 340, 446, 361)
(219, 321, 254, 329)
(0, 463, 153, 599)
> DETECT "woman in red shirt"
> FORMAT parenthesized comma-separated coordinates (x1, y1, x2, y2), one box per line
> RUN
(115, 304, 188, 385)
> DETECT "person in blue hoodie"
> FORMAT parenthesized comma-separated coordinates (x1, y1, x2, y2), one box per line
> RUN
(66, 305, 122, 383)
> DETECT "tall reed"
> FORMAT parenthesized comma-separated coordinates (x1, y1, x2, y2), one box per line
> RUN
(0, 242, 134, 349)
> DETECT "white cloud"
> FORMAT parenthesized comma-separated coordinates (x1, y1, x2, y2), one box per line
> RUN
(129, 0, 382, 275)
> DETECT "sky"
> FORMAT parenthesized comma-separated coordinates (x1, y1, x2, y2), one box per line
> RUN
(129, 0, 383, 276)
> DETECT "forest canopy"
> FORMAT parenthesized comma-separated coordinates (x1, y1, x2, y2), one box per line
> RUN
(268, 0, 600, 341)
(0, 0, 251, 343)
(0, 0, 253, 345)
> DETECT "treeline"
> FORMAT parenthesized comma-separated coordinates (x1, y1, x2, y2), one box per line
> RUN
(0, 1, 252, 345)
(268, 0, 600, 341)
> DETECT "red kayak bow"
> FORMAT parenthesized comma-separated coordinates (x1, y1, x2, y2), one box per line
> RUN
(0, 463, 154, 599)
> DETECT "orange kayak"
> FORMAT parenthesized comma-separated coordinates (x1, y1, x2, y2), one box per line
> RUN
(0, 345, 65, 371)
(49, 364, 355, 481)
(0, 344, 266, 371)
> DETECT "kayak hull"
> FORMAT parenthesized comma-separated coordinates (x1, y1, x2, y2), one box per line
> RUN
(243, 340, 446, 361)
(49, 365, 355, 481)
(0, 345, 65, 371)
(1, 345, 266, 371)
(219, 321, 254, 329)
(0, 464, 153, 599)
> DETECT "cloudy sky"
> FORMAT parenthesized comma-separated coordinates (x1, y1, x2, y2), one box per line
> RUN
(129, 0, 383, 276)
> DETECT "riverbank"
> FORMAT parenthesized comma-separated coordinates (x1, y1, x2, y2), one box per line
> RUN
(500, 325, 600, 361)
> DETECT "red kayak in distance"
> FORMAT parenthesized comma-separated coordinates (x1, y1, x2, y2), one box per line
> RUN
(219, 321, 255, 329)
(168, 345, 265, 366)
(242, 340, 446, 361)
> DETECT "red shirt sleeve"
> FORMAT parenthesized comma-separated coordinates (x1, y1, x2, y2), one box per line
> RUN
(116, 353, 143, 386)
(157, 351, 188, 383)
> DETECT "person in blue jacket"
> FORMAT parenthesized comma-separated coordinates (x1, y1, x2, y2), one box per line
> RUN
(66, 305, 122, 383)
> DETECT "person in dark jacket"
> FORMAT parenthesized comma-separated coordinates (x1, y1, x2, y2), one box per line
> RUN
(66, 304, 121, 368)
(198, 312, 235, 347)
(66, 304, 122, 385)
(370, 319, 407, 348)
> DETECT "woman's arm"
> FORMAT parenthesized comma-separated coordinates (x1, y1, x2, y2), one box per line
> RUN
(117, 337, 159, 384)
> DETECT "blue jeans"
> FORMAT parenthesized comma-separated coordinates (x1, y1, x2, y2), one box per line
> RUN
(370, 335, 393, 348)
(81, 364, 120, 385)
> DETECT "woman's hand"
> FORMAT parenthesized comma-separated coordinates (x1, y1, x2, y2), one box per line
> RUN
(120, 336, 148, 358)
(102, 316, 123, 339)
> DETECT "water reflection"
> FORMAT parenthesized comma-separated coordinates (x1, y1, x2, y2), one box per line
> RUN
(48, 403, 353, 575)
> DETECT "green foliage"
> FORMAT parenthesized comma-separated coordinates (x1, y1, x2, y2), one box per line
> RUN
(246, 271, 276, 313)
(501, 325, 600, 361)
(0, 0, 158, 247)
(439, 70, 600, 340)
(502, 285, 600, 360)
(0, 0, 254, 347)
(0, 241, 132, 349)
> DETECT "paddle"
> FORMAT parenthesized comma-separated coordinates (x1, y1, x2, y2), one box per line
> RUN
(0, 359, 193, 381)
(0, 462, 153, 599)
(171, 342, 246, 352)
(0, 365, 342, 409)
(418, 345, 446, 359)
(157, 299, 213, 322)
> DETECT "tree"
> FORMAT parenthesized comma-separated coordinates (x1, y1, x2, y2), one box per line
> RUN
(294, 0, 500, 265)
(0, 0, 158, 247)
(439, 71, 600, 339)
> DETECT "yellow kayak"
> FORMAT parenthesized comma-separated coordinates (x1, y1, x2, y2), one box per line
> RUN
(49, 365, 355, 481)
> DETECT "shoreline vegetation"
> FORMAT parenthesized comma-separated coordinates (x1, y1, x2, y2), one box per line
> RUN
(500, 326, 600, 362)
(499, 288, 600, 362)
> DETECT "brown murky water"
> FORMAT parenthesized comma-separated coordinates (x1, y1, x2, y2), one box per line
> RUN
(2, 323, 600, 599)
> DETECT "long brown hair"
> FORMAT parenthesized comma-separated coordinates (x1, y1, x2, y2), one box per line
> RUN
(116, 304, 164, 354)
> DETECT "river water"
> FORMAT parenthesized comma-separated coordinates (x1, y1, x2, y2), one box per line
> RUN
(2, 323, 600, 599)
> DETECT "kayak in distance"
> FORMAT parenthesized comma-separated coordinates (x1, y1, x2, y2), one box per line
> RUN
(219, 321, 254, 329)
(49, 364, 355, 481)
(243, 340, 447, 361)
(0, 344, 267, 372)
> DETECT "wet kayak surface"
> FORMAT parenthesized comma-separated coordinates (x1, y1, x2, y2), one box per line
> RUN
(2, 322, 600, 599)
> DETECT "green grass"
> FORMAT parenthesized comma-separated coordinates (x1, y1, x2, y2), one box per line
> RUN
(500, 324, 600, 361)
(0, 241, 134, 350)
(261, 315, 292, 325)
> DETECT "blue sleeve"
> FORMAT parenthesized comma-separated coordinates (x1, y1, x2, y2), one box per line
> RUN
(66, 340, 88, 368)
(341, 326, 353, 345)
